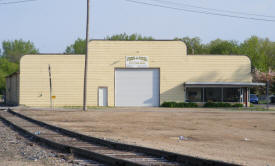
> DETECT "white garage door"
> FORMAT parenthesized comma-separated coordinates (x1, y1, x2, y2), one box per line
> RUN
(115, 68, 160, 107)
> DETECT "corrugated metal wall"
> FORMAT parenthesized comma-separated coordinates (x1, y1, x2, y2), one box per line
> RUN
(6, 73, 19, 106)
(20, 55, 84, 107)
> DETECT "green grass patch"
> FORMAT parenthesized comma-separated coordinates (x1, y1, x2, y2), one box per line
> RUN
(236, 107, 275, 111)
(62, 106, 115, 109)
(259, 100, 269, 104)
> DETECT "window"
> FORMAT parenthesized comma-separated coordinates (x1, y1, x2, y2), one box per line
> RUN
(223, 88, 240, 102)
(204, 88, 222, 102)
(186, 87, 243, 103)
(186, 88, 203, 102)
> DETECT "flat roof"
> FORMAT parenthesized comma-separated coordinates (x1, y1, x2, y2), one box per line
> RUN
(184, 82, 265, 87)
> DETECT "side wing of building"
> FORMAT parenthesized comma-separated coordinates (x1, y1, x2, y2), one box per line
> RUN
(20, 55, 84, 107)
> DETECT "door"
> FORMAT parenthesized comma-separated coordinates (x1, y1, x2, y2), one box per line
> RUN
(98, 87, 108, 106)
(115, 68, 160, 107)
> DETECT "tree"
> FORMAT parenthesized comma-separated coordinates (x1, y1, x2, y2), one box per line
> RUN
(0, 58, 19, 94)
(0, 39, 37, 94)
(241, 36, 275, 96)
(252, 69, 275, 96)
(175, 37, 207, 54)
(240, 36, 263, 71)
(207, 39, 241, 55)
(239, 36, 274, 72)
(106, 33, 154, 41)
(65, 38, 86, 54)
(65, 34, 154, 54)
(2, 39, 39, 63)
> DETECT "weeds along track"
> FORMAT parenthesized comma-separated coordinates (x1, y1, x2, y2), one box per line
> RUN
(0, 109, 240, 166)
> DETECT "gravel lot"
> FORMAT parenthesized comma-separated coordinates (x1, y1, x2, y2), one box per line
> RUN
(0, 117, 80, 166)
(15, 107, 275, 166)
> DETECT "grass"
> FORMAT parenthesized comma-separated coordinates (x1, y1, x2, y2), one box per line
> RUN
(259, 100, 269, 104)
(198, 107, 273, 111)
(62, 106, 115, 109)
(59, 105, 275, 111)
(233, 106, 275, 111)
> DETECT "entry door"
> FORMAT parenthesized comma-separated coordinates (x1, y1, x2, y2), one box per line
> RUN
(115, 68, 160, 107)
(98, 87, 108, 106)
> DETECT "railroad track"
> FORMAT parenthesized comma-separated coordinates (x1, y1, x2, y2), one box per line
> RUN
(0, 108, 240, 166)
(0, 119, 103, 166)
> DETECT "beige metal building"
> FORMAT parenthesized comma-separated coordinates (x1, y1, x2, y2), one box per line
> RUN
(6, 40, 264, 107)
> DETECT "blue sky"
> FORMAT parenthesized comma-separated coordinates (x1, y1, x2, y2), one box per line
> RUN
(0, 0, 274, 53)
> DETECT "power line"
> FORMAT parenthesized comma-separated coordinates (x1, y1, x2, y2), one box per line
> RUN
(0, 0, 37, 5)
(125, 0, 275, 22)
(148, 0, 275, 18)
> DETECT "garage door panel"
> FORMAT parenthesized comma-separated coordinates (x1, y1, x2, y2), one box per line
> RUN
(115, 69, 160, 107)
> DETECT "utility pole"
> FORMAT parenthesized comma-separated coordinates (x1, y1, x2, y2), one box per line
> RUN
(266, 72, 269, 110)
(48, 65, 53, 111)
(83, 0, 90, 111)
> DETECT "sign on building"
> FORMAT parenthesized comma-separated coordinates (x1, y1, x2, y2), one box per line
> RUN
(126, 56, 149, 68)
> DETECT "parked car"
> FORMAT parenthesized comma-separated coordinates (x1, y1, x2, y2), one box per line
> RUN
(250, 94, 259, 104)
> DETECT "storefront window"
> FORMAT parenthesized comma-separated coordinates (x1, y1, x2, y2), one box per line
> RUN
(204, 88, 222, 102)
(186, 87, 243, 103)
(186, 88, 203, 102)
(223, 88, 240, 102)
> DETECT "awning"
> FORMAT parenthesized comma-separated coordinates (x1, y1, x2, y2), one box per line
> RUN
(184, 82, 265, 88)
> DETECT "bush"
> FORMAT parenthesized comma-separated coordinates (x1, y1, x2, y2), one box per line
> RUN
(204, 102, 232, 107)
(216, 102, 232, 107)
(203, 102, 217, 107)
(161, 102, 177, 107)
(184, 102, 198, 108)
(176, 102, 185, 107)
(161, 102, 198, 108)
(232, 103, 243, 107)
(162, 102, 243, 108)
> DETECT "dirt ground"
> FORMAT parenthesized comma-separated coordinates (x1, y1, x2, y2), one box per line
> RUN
(15, 107, 275, 166)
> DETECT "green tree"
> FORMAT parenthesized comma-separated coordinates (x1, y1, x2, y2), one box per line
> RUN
(0, 58, 19, 94)
(240, 36, 263, 71)
(65, 38, 86, 54)
(65, 34, 154, 54)
(2, 39, 39, 63)
(106, 33, 154, 41)
(240, 36, 275, 72)
(240, 36, 275, 95)
(175, 37, 207, 54)
(207, 39, 241, 55)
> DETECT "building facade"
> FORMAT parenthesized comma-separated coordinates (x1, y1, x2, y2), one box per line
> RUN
(6, 40, 264, 107)
(5, 72, 19, 106)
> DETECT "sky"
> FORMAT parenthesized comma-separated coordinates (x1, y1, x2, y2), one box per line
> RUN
(0, 0, 275, 53)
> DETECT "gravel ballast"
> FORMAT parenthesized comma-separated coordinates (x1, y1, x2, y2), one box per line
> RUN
(0, 119, 79, 166)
